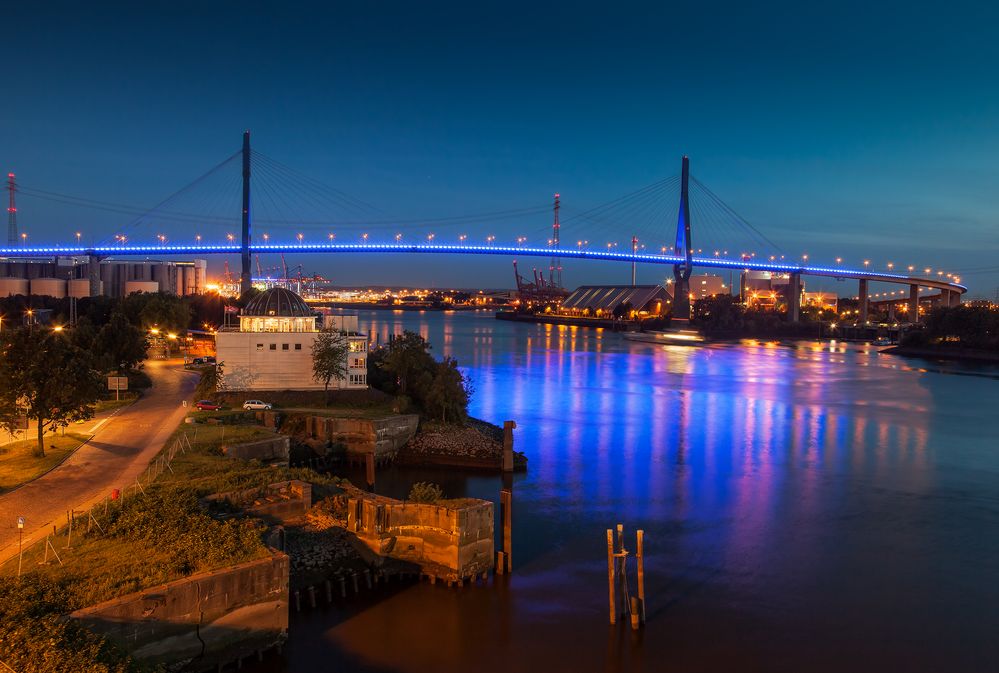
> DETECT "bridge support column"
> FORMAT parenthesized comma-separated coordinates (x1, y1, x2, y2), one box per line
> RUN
(87, 254, 102, 297)
(787, 273, 801, 322)
(240, 131, 252, 297)
(859, 279, 869, 323)
(948, 289, 961, 307)
(908, 284, 919, 323)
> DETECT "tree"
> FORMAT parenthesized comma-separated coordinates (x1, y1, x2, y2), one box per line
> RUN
(195, 362, 225, 399)
(423, 356, 472, 423)
(379, 331, 435, 396)
(312, 326, 349, 403)
(93, 311, 148, 372)
(0, 327, 104, 456)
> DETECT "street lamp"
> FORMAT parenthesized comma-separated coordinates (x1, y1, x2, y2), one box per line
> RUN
(395, 233, 402, 243)
(75, 232, 82, 245)
(297, 233, 304, 244)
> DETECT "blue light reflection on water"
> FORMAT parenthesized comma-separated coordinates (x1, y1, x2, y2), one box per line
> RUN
(271, 310, 999, 673)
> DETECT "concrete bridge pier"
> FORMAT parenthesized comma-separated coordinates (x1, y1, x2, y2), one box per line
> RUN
(859, 279, 869, 323)
(946, 289, 961, 307)
(87, 254, 102, 297)
(908, 284, 920, 323)
(787, 273, 801, 322)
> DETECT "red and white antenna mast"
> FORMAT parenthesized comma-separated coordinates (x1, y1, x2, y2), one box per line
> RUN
(7, 173, 17, 246)
(549, 192, 562, 288)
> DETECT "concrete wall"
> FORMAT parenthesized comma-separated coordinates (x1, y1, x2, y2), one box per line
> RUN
(70, 552, 289, 670)
(222, 435, 290, 465)
(345, 493, 493, 581)
(303, 414, 419, 458)
(205, 479, 312, 523)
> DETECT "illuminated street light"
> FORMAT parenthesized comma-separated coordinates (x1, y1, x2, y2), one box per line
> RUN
(297, 233, 304, 244)
(75, 232, 82, 244)
(227, 233, 235, 243)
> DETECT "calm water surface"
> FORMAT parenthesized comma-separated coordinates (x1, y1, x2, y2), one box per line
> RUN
(254, 310, 999, 673)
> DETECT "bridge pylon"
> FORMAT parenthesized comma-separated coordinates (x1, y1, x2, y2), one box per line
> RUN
(671, 156, 693, 323)
(240, 131, 252, 297)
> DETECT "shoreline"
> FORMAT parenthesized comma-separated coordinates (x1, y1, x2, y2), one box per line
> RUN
(881, 345, 999, 363)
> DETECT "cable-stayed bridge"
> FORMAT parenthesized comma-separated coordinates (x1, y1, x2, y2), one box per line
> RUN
(1, 132, 967, 322)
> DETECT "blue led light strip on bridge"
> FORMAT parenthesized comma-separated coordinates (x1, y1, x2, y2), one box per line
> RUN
(0, 243, 967, 293)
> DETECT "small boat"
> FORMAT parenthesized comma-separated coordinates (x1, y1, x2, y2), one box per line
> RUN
(874, 337, 892, 346)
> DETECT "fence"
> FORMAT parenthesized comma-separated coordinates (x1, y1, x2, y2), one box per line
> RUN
(1, 432, 194, 578)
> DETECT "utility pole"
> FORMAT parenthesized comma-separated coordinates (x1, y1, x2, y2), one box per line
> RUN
(240, 131, 252, 297)
(7, 173, 17, 246)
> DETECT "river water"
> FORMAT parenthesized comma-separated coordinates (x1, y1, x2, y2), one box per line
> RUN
(252, 309, 999, 673)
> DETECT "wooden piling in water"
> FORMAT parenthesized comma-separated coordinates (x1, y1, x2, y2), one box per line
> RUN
(325, 579, 333, 603)
(501, 488, 512, 572)
(308, 585, 317, 608)
(293, 590, 301, 612)
(636, 529, 646, 624)
(630, 598, 641, 630)
(607, 529, 616, 624)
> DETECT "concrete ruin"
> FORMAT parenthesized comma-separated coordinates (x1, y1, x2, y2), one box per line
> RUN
(204, 479, 312, 524)
(70, 551, 289, 671)
(344, 490, 494, 582)
(302, 414, 419, 462)
(222, 435, 290, 465)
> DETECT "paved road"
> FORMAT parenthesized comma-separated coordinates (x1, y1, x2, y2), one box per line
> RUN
(0, 359, 196, 564)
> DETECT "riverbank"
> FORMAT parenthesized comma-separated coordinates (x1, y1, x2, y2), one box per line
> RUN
(395, 418, 527, 471)
(495, 310, 635, 330)
(882, 344, 999, 363)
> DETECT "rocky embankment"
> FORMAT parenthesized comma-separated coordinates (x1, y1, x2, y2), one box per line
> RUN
(396, 418, 527, 471)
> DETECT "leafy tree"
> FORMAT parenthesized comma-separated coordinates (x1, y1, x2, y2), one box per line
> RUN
(0, 327, 103, 456)
(122, 292, 190, 333)
(93, 311, 148, 372)
(311, 326, 350, 403)
(423, 356, 472, 423)
(379, 331, 435, 396)
(195, 362, 225, 399)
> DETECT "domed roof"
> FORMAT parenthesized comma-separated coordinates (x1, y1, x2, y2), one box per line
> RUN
(242, 287, 315, 317)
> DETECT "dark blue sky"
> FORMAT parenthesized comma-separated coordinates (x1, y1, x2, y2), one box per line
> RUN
(2, 1, 997, 295)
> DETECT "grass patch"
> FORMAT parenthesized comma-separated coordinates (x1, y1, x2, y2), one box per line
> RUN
(0, 414, 342, 672)
(0, 432, 92, 494)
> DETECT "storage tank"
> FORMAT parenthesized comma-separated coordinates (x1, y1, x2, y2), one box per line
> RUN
(0, 277, 29, 297)
(124, 280, 160, 295)
(68, 278, 100, 298)
(30, 278, 67, 298)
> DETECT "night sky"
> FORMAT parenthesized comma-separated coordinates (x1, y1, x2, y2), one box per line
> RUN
(2, 1, 997, 295)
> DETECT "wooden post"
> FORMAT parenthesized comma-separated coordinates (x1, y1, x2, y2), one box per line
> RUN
(502, 420, 516, 472)
(636, 529, 646, 624)
(500, 488, 512, 572)
(365, 452, 375, 490)
(607, 529, 616, 624)
(630, 597, 641, 630)
(495, 550, 506, 574)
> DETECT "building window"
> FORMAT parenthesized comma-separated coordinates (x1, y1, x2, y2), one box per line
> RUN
(269, 344, 277, 351)
(349, 340, 366, 352)
(351, 357, 365, 368)
(349, 373, 367, 386)
(294, 343, 302, 350)
(256, 343, 263, 351)
(282, 343, 289, 351)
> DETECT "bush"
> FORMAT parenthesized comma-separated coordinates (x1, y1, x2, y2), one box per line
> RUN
(408, 481, 445, 503)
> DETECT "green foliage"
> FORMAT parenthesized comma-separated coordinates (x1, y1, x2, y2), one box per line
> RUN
(0, 327, 104, 456)
(917, 305, 999, 351)
(195, 362, 224, 399)
(121, 292, 190, 333)
(370, 332, 473, 422)
(93, 311, 149, 373)
(408, 481, 445, 503)
(311, 326, 350, 400)
(378, 331, 436, 395)
(423, 356, 472, 423)
(0, 575, 142, 673)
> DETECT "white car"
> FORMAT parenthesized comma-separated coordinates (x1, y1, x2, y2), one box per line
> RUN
(242, 400, 273, 410)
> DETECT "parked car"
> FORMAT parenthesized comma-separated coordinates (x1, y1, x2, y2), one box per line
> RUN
(204, 356, 216, 364)
(194, 400, 222, 411)
(242, 400, 272, 410)
(191, 357, 205, 366)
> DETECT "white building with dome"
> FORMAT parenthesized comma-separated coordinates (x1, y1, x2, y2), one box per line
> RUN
(214, 287, 368, 391)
